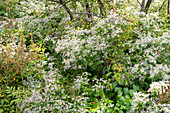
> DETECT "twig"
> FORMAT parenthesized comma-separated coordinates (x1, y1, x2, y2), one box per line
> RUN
(59, 0, 74, 20)
(168, 0, 170, 19)
(112, 9, 134, 23)
(71, 11, 101, 18)
(85, 1, 93, 19)
(137, 0, 142, 6)
(159, 0, 166, 11)
(75, 17, 92, 23)
(145, 0, 152, 14)
(50, 0, 73, 20)
(50, 0, 60, 3)
(98, 0, 106, 17)
(140, 0, 146, 12)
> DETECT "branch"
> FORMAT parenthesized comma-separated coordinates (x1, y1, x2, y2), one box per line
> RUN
(75, 17, 92, 23)
(50, 0, 70, 6)
(140, 0, 146, 12)
(168, 0, 170, 20)
(70, 11, 101, 18)
(111, 9, 135, 23)
(144, 0, 152, 14)
(78, 0, 95, 19)
(159, 0, 166, 11)
(85, 1, 93, 19)
(137, 0, 142, 6)
(78, 0, 85, 9)
(59, 0, 74, 20)
(50, 0, 60, 3)
(98, 0, 106, 17)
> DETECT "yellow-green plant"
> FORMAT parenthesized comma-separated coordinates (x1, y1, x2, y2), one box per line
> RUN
(0, 33, 45, 112)
(0, 34, 43, 85)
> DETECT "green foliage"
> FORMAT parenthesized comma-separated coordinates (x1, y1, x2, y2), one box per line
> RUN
(0, 32, 45, 112)
(0, 86, 31, 113)
(0, 0, 169, 112)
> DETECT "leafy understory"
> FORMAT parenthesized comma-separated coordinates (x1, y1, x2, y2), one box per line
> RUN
(0, 0, 169, 113)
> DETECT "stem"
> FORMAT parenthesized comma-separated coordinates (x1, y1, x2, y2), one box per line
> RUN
(98, 0, 106, 17)
(144, 0, 152, 14)
(168, 0, 170, 19)
(137, 0, 142, 6)
(57, 0, 74, 21)
(140, 0, 146, 12)
(159, 0, 166, 11)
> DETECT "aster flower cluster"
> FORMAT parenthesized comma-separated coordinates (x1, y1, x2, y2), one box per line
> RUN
(125, 15, 169, 82)
(53, 10, 134, 72)
(129, 81, 170, 113)
(147, 81, 169, 94)
(16, 0, 46, 16)
(1, 0, 169, 112)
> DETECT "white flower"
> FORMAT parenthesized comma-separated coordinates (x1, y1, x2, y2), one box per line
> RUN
(140, 67, 145, 73)
(140, 11, 146, 17)
(147, 81, 168, 94)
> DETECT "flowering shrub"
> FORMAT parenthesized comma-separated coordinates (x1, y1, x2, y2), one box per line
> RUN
(129, 81, 170, 113)
(0, 0, 169, 112)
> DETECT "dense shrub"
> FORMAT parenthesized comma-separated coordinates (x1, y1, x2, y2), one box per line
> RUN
(0, 0, 169, 113)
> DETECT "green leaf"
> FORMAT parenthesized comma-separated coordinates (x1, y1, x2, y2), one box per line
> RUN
(88, 62, 93, 66)
(112, 81, 117, 87)
(125, 95, 130, 99)
(14, 98, 23, 103)
(125, 79, 129, 85)
(84, 61, 88, 67)
(129, 90, 133, 96)
(123, 88, 128, 94)
(133, 85, 140, 91)
(114, 72, 117, 78)
(119, 81, 124, 85)
(94, 93, 100, 97)
(112, 52, 115, 57)
(47, 46, 52, 51)
(10, 110, 15, 113)
(95, 61, 103, 65)
(115, 87, 121, 92)
(10, 100, 15, 105)
(1, 100, 4, 105)
(91, 105, 99, 112)
(105, 72, 112, 78)
(0, 109, 4, 113)
(91, 65, 96, 70)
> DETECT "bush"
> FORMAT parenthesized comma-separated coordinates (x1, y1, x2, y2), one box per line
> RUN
(0, 0, 169, 112)
(0, 34, 44, 112)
